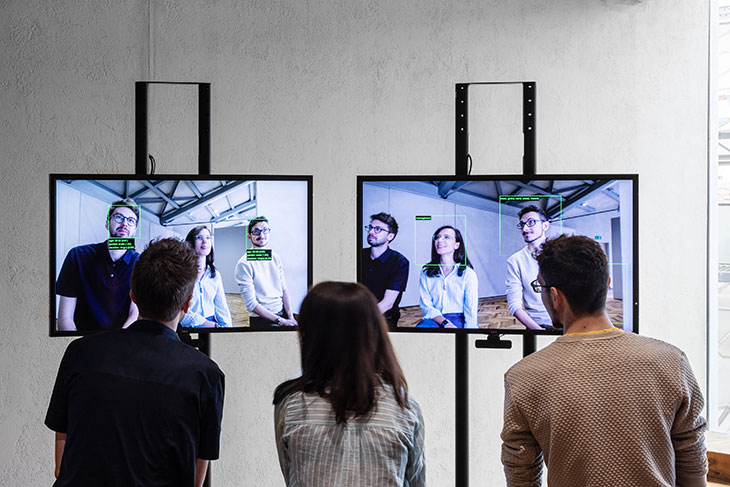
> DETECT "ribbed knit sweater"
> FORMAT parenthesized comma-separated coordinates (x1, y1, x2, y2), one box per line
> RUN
(501, 328, 707, 487)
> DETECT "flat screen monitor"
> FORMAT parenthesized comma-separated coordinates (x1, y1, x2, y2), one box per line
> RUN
(358, 175, 638, 334)
(50, 174, 312, 336)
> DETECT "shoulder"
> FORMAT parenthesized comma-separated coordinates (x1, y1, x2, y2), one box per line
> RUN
(507, 246, 528, 262)
(60, 329, 124, 364)
(462, 267, 477, 280)
(377, 385, 423, 426)
(273, 378, 300, 406)
(387, 248, 408, 263)
(504, 342, 559, 384)
(174, 342, 225, 379)
(66, 242, 101, 259)
(619, 332, 689, 364)
(235, 252, 252, 266)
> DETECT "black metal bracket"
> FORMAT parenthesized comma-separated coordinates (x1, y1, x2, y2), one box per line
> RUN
(135, 81, 211, 175)
(455, 81, 536, 176)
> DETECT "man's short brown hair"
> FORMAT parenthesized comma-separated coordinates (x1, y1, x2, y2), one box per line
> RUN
(537, 235, 608, 316)
(131, 238, 198, 322)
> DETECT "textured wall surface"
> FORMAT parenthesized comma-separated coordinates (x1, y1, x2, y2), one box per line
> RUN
(0, 0, 710, 485)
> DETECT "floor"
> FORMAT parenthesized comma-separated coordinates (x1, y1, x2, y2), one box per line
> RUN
(397, 292, 625, 329)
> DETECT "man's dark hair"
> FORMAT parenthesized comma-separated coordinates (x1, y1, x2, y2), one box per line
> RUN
(536, 235, 608, 316)
(131, 238, 198, 322)
(370, 212, 398, 237)
(107, 197, 140, 222)
(518, 204, 547, 222)
(248, 216, 269, 234)
(273, 281, 409, 424)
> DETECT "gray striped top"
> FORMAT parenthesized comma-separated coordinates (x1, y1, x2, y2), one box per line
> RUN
(275, 384, 425, 486)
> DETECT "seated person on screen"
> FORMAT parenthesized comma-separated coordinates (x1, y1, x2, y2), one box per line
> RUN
(417, 225, 478, 328)
(46, 238, 225, 487)
(235, 217, 297, 328)
(505, 205, 553, 330)
(56, 198, 140, 331)
(274, 281, 425, 487)
(361, 212, 409, 328)
(179, 225, 232, 328)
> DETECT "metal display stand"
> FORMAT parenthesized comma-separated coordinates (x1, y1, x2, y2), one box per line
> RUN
(453, 81, 537, 487)
(135, 80, 212, 485)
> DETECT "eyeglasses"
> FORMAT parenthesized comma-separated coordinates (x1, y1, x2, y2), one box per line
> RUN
(250, 227, 271, 236)
(365, 225, 390, 234)
(433, 233, 454, 242)
(530, 279, 554, 294)
(195, 235, 213, 242)
(517, 218, 545, 230)
(111, 213, 138, 227)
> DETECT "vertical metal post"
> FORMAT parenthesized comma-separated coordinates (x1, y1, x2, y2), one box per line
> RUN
(197, 83, 212, 487)
(455, 334, 468, 487)
(453, 81, 540, 487)
(455, 84, 469, 176)
(135, 80, 213, 485)
(135, 82, 149, 174)
(522, 81, 537, 357)
(199, 83, 211, 175)
(455, 101, 470, 486)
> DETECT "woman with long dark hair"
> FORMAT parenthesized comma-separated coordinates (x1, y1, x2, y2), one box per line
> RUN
(417, 225, 478, 328)
(179, 225, 232, 328)
(273, 281, 425, 486)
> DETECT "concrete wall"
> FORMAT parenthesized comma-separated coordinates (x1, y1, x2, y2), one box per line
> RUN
(0, 0, 710, 485)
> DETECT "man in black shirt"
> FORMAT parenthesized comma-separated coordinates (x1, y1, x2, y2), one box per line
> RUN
(361, 212, 409, 328)
(56, 198, 141, 331)
(46, 238, 225, 487)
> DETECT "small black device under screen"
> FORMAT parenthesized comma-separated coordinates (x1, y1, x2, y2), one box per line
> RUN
(357, 174, 638, 335)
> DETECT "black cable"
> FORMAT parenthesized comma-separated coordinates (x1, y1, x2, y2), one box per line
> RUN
(148, 154, 156, 175)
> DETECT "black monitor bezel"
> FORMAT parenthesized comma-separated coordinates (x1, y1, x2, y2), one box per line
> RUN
(49, 173, 313, 337)
(357, 173, 639, 336)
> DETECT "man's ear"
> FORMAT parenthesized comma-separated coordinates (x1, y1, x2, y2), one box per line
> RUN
(549, 286, 565, 314)
(387, 232, 395, 243)
(181, 294, 193, 314)
(129, 289, 136, 305)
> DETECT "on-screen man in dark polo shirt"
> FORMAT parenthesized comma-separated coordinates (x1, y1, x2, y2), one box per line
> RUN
(56, 198, 141, 331)
(361, 212, 409, 328)
(46, 238, 225, 487)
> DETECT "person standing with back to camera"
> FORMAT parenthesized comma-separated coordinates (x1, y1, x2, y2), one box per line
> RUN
(501, 235, 707, 486)
(273, 281, 426, 487)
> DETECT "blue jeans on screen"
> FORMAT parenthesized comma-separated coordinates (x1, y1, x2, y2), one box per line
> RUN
(417, 312, 465, 328)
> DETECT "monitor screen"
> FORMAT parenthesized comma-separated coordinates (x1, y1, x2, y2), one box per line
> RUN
(50, 175, 312, 336)
(358, 175, 638, 334)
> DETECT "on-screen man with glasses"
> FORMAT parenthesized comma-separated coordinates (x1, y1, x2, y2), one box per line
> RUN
(505, 205, 553, 330)
(361, 212, 409, 328)
(56, 198, 141, 331)
(235, 216, 297, 328)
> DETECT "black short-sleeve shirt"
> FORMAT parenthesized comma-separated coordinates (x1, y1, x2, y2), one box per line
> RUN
(56, 241, 139, 331)
(45, 320, 225, 487)
(361, 247, 409, 324)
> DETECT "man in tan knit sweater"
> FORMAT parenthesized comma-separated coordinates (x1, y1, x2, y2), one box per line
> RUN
(501, 235, 707, 487)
